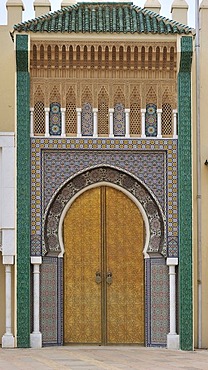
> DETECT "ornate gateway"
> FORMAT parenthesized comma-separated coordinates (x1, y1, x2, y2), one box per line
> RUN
(14, 0, 193, 350)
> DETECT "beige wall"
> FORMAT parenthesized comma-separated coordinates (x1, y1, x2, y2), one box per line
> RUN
(199, 5, 208, 348)
(0, 24, 16, 132)
(192, 3, 208, 348)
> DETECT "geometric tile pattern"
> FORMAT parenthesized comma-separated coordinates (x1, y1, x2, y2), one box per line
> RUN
(113, 103, 125, 136)
(145, 258, 169, 347)
(40, 257, 58, 344)
(49, 103, 61, 136)
(57, 258, 63, 345)
(16, 34, 31, 348)
(29, 138, 178, 347)
(44, 166, 165, 257)
(145, 103, 157, 137)
(81, 103, 93, 136)
(30, 138, 178, 258)
(150, 259, 169, 345)
(43, 150, 165, 210)
(178, 36, 193, 351)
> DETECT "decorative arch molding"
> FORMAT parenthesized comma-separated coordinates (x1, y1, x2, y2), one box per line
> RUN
(58, 182, 151, 259)
(43, 166, 166, 257)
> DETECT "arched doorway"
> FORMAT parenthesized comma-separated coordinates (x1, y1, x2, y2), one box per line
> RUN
(63, 185, 144, 345)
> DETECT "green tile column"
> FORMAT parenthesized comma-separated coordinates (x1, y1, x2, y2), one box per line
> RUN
(16, 34, 31, 347)
(178, 36, 193, 351)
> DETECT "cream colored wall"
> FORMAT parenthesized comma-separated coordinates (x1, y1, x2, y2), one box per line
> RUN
(0, 1, 25, 132)
(188, 1, 208, 350)
(0, 255, 5, 344)
(0, 24, 15, 132)
(200, 5, 208, 348)
(1, 17, 19, 346)
(0, 135, 15, 346)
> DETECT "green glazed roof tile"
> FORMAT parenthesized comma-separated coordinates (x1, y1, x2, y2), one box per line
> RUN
(131, 10, 137, 33)
(105, 6, 110, 32)
(13, 2, 193, 35)
(98, 7, 103, 32)
(124, 7, 131, 33)
(152, 16, 158, 33)
(91, 8, 97, 32)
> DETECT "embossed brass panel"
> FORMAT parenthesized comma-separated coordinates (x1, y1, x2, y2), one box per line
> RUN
(106, 187, 144, 344)
(63, 186, 144, 345)
(64, 188, 102, 343)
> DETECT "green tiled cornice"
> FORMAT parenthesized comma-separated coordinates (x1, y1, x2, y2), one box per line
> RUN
(13, 2, 193, 35)
(178, 36, 193, 351)
(16, 34, 31, 348)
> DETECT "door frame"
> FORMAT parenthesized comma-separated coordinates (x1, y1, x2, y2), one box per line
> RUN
(42, 167, 168, 347)
(62, 185, 146, 345)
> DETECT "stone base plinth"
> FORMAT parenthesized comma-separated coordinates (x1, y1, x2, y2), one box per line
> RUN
(2, 334, 15, 348)
(167, 333, 180, 350)
(30, 332, 42, 348)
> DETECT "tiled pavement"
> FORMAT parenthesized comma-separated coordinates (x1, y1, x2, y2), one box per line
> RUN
(0, 346, 208, 370)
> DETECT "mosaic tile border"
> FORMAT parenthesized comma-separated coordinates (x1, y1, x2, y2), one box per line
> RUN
(150, 259, 169, 345)
(42, 150, 166, 210)
(31, 138, 178, 258)
(145, 258, 151, 346)
(44, 166, 166, 256)
(31, 137, 178, 347)
(145, 258, 169, 347)
(40, 257, 58, 345)
(57, 258, 63, 345)
(178, 36, 193, 350)
(16, 35, 31, 348)
(40, 257, 63, 346)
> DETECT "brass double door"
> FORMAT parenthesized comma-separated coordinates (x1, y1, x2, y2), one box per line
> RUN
(64, 186, 144, 345)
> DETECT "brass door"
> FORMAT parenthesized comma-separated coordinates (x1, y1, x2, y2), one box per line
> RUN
(63, 186, 144, 345)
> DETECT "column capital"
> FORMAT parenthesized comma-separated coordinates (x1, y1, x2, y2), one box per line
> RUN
(93, 108, 98, 113)
(141, 108, 146, 113)
(60, 108, 66, 113)
(125, 108, 130, 113)
(76, 108, 82, 112)
(166, 257, 178, 266)
(30, 107, 34, 112)
(157, 109, 162, 113)
(173, 109, 178, 114)
(31, 256, 42, 265)
(109, 108, 114, 113)
(44, 107, 50, 112)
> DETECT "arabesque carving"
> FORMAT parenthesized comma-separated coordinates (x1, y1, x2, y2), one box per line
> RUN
(30, 41, 177, 80)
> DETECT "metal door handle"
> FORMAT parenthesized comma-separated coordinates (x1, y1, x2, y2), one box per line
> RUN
(106, 271, 112, 285)
(95, 271, 102, 284)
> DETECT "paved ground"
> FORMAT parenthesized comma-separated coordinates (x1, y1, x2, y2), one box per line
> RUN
(0, 346, 208, 370)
